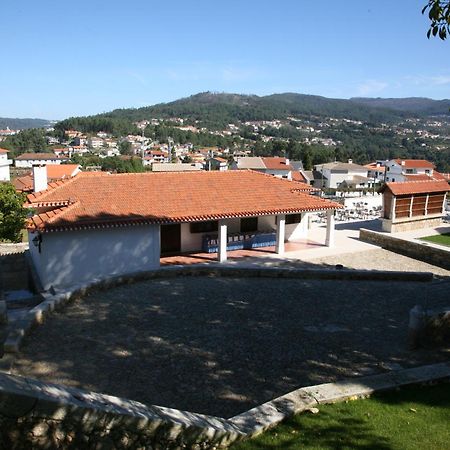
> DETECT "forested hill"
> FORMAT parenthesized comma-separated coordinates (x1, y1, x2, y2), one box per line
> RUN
(0, 117, 51, 130)
(349, 97, 450, 116)
(97, 92, 413, 129)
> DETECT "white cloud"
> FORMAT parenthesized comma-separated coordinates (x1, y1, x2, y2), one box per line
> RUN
(357, 79, 388, 96)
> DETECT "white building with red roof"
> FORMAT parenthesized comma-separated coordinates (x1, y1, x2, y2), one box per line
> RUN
(384, 159, 436, 183)
(25, 171, 341, 290)
(15, 152, 69, 168)
(0, 148, 13, 181)
(233, 157, 293, 179)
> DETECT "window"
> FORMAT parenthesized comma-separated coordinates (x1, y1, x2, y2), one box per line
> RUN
(190, 220, 218, 233)
(425, 169, 430, 174)
(286, 214, 302, 224)
(240, 217, 258, 232)
(406, 169, 413, 174)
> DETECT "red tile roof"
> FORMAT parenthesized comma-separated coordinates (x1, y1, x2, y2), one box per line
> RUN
(364, 162, 386, 172)
(380, 179, 450, 196)
(292, 171, 308, 183)
(0, 148, 9, 154)
(404, 172, 447, 182)
(394, 159, 435, 169)
(261, 157, 293, 171)
(26, 171, 341, 232)
(13, 165, 81, 192)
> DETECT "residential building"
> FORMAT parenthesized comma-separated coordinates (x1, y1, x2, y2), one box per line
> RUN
(151, 163, 203, 172)
(233, 156, 293, 179)
(384, 159, 435, 182)
(15, 153, 68, 168)
(313, 160, 370, 189)
(208, 156, 228, 171)
(380, 179, 449, 232)
(26, 171, 341, 290)
(87, 137, 105, 149)
(364, 161, 387, 184)
(0, 148, 13, 181)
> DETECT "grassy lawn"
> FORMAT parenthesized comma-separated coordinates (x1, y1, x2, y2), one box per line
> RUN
(420, 233, 450, 247)
(231, 382, 450, 450)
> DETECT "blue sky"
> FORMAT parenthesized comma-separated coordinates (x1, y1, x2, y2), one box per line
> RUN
(1, 0, 449, 119)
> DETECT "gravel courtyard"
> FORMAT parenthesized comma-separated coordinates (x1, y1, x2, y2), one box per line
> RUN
(10, 262, 450, 418)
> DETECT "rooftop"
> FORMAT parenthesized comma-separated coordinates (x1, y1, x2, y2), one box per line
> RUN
(27, 170, 340, 232)
(393, 159, 435, 169)
(380, 179, 450, 196)
(15, 152, 65, 160)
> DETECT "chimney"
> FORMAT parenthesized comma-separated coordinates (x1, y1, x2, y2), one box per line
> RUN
(348, 159, 353, 164)
(401, 160, 405, 166)
(33, 164, 48, 193)
(285, 158, 289, 165)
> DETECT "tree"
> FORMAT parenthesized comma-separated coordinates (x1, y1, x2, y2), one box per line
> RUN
(118, 140, 133, 155)
(423, 0, 450, 39)
(0, 183, 28, 242)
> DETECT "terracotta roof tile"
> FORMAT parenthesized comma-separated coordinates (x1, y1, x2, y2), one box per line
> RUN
(393, 159, 435, 169)
(261, 157, 293, 170)
(0, 148, 9, 154)
(27, 170, 341, 232)
(380, 179, 450, 196)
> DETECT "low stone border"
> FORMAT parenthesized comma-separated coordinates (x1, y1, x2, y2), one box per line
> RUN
(1, 265, 433, 355)
(0, 362, 449, 449)
(360, 228, 450, 270)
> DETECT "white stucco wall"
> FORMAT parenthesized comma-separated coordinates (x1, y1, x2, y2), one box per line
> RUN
(285, 213, 309, 240)
(28, 224, 160, 290)
(256, 214, 308, 241)
(0, 164, 10, 181)
(15, 159, 62, 168)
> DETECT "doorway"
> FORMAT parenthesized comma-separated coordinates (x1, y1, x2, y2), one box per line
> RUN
(160, 224, 181, 255)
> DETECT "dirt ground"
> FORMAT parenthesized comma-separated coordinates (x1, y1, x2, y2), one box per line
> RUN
(10, 269, 450, 418)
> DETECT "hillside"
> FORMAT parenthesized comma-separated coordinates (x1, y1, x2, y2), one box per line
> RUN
(99, 92, 412, 128)
(0, 117, 51, 130)
(349, 97, 450, 116)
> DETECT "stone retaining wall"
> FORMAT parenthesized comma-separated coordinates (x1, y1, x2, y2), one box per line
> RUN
(360, 228, 450, 270)
(0, 372, 243, 449)
(1, 364, 449, 449)
(0, 252, 30, 292)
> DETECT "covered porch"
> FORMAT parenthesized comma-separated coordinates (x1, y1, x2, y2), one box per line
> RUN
(160, 210, 337, 264)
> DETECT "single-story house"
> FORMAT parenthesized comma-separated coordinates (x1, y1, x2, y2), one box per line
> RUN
(380, 179, 449, 232)
(26, 170, 342, 290)
(232, 157, 293, 180)
(15, 152, 69, 168)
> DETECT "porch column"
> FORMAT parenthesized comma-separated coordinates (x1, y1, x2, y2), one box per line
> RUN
(218, 220, 227, 263)
(391, 196, 397, 220)
(325, 209, 335, 247)
(276, 214, 286, 254)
